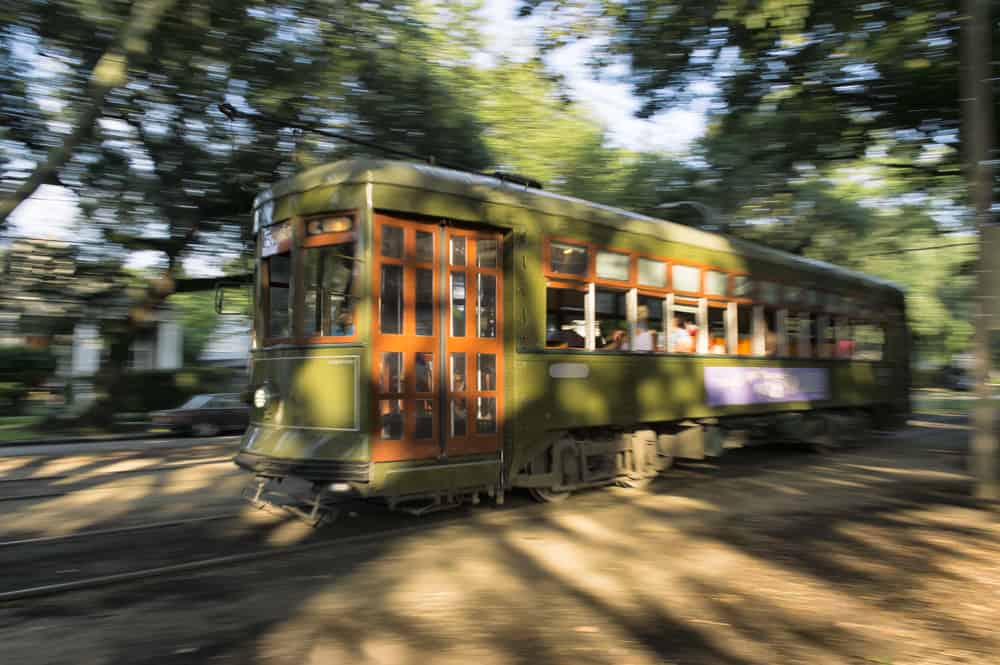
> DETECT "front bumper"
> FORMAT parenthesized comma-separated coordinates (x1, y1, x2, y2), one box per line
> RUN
(234, 451, 371, 484)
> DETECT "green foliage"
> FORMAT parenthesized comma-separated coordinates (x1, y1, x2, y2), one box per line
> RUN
(102, 367, 244, 414)
(0, 346, 57, 413)
(170, 291, 221, 364)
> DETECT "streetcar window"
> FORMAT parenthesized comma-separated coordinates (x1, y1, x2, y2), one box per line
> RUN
(764, 308, 778, 356)
(303, 242, 357, 338)
(854, 324, 884, 361)
(737, 305, 752, 355)
(381, 225, 403, 259)
(415, 231, 435, 263)
(820, 316, 836, 358)
(637, 295, 664, 351)
(670, 305, 698, 353)
(786, 314, 801, 357)
(596, 288, 627, 351)
(708, 307, 727, 354)
(415, 400, 434, 440)
(477, 273, 497, 338)
(415, 268, 434, 336)
(672, 264, 700, 293)
(733, 276, 751, 299)
(705, 271, 728, 297)
(638, 258, 667, 288)
(807, 313, 818, 357)
(476, 397, 497, 434)
(550, 242, 588, 276)
(759, 281, 779, 305)
(546, 286, 586, 348)
(835, 319, 854, 358)
(451, 271, 467, 336)
(380, 264, 404, 334)
(596, 250, 630, 282)
(263, 252, 291, 340)
(379, 400, 403, 440)
(477, 239, 498, 268)
(451, 236, 467, 266)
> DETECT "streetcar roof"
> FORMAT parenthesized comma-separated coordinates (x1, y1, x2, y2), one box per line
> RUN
(255, 158, 904, 295)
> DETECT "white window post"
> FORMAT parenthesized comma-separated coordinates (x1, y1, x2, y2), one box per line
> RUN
(696, 298, 709, 354)
(626, 287, 638, 351)
(726, 302, 738, 355)
(776, 309, 789, 357)
(664, 293, 675, 352)
(752, 305, 766, 356)
(584, 282, 596, 351)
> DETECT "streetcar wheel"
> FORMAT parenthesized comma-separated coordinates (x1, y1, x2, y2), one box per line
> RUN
(529, 487, 571, 503)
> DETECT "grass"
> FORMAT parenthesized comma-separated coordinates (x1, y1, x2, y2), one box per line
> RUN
(0, 416, 46, 443)
(911, 387, 1000, 417)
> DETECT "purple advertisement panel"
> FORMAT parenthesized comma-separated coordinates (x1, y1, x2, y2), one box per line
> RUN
(704, 367, 829, 407)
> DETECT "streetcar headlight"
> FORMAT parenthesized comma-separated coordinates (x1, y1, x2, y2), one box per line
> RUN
(253, 386, 271, 409)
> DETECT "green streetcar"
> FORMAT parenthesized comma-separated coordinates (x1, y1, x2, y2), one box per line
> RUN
(234, 158, 909, 516)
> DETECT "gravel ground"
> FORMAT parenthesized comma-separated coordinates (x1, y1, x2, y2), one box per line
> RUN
(0, 419, 996, 665)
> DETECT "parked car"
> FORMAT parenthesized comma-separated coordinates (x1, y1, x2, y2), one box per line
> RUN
(150, 393, 249, 437)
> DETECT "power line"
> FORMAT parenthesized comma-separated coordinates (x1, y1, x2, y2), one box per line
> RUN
(863, 241, 977, 257)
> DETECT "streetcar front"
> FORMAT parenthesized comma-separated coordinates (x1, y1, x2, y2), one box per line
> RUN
(234, 180, 373, 509)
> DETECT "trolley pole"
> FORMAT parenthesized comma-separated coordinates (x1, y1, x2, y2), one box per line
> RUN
(962, 0, 997, 499)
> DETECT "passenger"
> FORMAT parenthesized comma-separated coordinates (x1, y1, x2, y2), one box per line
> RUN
(333, 308, 355, 336)
(547, 327, 586, 349)
(670, 316, 696, 352)
(601, 328, 627, 350)
(630, 305, 654, 351)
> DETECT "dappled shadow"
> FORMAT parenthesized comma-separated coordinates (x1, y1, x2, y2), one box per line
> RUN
(1, 418, 994, 665)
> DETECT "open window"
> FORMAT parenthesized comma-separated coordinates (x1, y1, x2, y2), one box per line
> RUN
(854, 323, 885, 361)
(303, 241, 357, 339)
(737, 305, 752, 355)
(546, 285, 587, 349)
(260, 221, 292, 341)
(670, 302, 699, 353)
(637, 294, 664, 351)
(596, 288, 628, 350)
(707, 306, 727, 354)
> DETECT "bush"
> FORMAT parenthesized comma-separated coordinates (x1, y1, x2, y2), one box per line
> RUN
(0, 346, 57, 413)
(107, 367, 246, 414)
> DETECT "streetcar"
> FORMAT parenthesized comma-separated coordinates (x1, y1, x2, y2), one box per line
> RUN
(232, 158, 909, 515)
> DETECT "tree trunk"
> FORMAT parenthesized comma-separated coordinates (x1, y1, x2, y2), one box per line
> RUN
(962, 0, 997, 499)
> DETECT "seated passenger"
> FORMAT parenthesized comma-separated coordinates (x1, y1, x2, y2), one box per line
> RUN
(547, 327, 586, 349)
(630, 305, 655, 352)
(670, 316, 695, 352)
(601, 328, 627, 350)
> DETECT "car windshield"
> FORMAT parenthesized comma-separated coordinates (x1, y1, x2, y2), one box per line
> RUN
(205, 395, 241, 408)
(180, 395, 213, 409)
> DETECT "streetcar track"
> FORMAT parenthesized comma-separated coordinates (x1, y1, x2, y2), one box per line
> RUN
(0, 438, 910, 603)
(0, 455, 234, 486)
(0, 514, 457, 602)
(0, 513, 240, 549)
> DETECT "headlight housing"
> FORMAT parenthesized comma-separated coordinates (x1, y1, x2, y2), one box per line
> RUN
(253, 386, 271, 409)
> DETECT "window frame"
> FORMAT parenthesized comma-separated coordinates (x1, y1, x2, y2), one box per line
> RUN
(540, 237, 882, 362)
(544, 237, 593, 281)
(258, 212, 361, 348)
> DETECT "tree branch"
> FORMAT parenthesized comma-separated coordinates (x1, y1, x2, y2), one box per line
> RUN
(0, 0, 179, 228)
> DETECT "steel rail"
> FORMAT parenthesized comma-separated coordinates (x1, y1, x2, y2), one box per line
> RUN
(0, 512, 239, 549)
(0, 455, 234, 485)
(0, 520, 441, 602)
